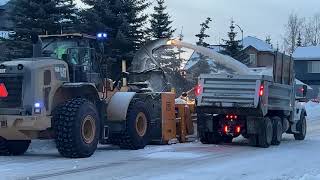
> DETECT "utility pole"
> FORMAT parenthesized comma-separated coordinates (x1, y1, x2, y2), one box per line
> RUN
(178, 26, 184, 62)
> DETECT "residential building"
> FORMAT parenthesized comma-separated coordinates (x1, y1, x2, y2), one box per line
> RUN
(242, 36, 274, 67)
(293, 46, 320, 98)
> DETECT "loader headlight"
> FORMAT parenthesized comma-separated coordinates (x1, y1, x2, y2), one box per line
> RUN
(34, 102, 41, 114)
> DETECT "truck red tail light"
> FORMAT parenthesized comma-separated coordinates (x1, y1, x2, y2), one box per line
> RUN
(0, 83, 8, 98)
(236, 126, 241, 134)
(259, 84, 264, 96)
(194, 84, 202, 96)
(224, 125, 229, 133)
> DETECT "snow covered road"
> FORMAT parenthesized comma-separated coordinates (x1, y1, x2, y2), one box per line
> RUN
(1, 103, 320, 180)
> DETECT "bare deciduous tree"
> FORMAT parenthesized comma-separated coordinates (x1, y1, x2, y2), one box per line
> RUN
(302, 14, 320, 46)
(283, 13, 304, 54)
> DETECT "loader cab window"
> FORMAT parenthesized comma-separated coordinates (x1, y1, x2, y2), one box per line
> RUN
(42, 40, 77, 59)
(67, 48, 95, 70)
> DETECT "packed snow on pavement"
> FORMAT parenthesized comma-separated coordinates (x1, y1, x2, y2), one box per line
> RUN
(0, 102, 319, 180)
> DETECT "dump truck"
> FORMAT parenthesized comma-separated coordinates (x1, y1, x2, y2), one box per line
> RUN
(0, 33, 176, 158)
(196, 52, 307, 148)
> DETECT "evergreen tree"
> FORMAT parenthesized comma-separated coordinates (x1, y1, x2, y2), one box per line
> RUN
(221, 20, 250, 65)
(11, 0, 77, 38)
(3, 0, 77, 59)
(79, 0, 150, 79)
(297, 32, 302, 47)
(148, 0, 175, 39)
(195, 17, 212, 47)
(266, 35, 271, 45)
(79, 0, 150, 58)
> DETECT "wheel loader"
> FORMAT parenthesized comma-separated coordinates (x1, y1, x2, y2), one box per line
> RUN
(0, 33, 176, 158)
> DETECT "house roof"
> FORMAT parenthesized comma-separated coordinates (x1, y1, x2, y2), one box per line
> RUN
(243, 36, 273, 52)
(0, 0, 9, 6)
(293, 46, 320, 60)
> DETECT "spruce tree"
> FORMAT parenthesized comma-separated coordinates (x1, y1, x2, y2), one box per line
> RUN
(79, 0, 150, 79)
(222, 20, 243, 57)
(195, 17, 212, 47)
(193, 17, 212, 80)
(10, 0, 77, 37)
(266, 35, 271, 45)
(221, 20, 249, 65)
(148, 0, 175, 39)
(297, 32, 302, 47)
(80, 0, 150, 57)
(3, 0, 77, 59)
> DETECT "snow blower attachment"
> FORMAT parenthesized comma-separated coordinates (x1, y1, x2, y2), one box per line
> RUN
(0, 35, 199, 158)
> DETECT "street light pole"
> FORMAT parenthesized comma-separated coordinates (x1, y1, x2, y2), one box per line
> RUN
(235, 24, 244, 46)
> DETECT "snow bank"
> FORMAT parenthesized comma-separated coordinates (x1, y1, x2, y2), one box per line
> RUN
(305, 102, 320, 121)
(175, 98, 187, 105)
(297, 173, 320, 180)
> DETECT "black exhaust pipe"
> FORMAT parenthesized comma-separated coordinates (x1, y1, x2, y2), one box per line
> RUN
(31, 32, 42, 58)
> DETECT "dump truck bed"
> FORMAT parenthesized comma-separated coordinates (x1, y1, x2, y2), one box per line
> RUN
(197, 74, 294, 116)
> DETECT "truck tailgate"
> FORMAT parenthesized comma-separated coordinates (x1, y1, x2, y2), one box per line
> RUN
(197, 74, 271, 108)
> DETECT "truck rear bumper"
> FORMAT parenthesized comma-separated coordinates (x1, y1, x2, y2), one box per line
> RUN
(0, 115, 51, 140)
(197, 106, 262, 116)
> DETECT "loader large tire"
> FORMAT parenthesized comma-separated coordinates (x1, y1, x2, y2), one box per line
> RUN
(118, 100, 150, 150)
(54, 98, 100, 158)
(258, 117, 273, 148)
(0, 137, 30, 156)
(294, 115, 307, 140)
(271, 116, 283, 145)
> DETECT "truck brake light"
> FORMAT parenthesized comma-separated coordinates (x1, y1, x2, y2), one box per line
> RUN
(195, 84, 202, 96)
(259, 84, 264, 96)
(0, 83, 8, 98)
(236, 126, 241, 134)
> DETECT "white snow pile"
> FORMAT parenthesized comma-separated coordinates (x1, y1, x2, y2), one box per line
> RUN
(293, 46, 320, 60)
(296, 173, 320, 180)
(175, 98, 187, 105)
(243, 36, 273, 52)
(305, 102, 320, 121)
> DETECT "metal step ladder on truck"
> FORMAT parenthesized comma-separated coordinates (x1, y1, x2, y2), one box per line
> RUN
(196, 52, 307, 148)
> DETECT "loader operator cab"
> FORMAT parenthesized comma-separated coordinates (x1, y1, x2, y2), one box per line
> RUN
(40, 34, 101, 85)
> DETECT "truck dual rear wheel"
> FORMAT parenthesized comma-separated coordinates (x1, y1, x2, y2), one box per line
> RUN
(294, 115, 307, 140)
(54, 98, 100, 158)
(258, 117, 273, 148)
(271, 117, 283, 145)
(119, 100, 150, 150)
(0, 137, 30, 156)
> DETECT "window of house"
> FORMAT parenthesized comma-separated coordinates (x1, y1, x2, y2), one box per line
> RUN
(249, 54, 257, 65)
(308, 61, 320, 73)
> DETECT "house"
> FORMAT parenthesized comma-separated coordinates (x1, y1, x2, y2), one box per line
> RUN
(242, 36, 275, 67)
(183, 36, 279, 78)
(293, 46, 320, 98)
